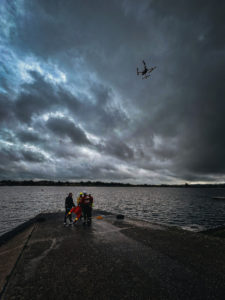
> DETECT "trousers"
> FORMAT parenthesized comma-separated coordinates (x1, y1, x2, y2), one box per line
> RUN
(82, 205, 92, 223)
(64, 207, 72, 222)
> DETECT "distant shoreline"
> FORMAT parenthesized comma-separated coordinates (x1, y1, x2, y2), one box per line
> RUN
(0, 180, 225, 188)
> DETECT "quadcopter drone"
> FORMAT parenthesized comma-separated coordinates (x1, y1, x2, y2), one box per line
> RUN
(137, 60, 156, 79)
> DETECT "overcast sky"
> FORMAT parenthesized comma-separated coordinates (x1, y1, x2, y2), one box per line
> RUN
(0, 0, 225, 184)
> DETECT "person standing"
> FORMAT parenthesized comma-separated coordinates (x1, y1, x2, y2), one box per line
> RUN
(64, 192, 75, 225)
(80, 192, 93, 226)
(88, 193, 93, 217)
(77, 192, 83, 206)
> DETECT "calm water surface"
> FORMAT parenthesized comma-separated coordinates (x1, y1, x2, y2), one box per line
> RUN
(0, 186, 225, 236)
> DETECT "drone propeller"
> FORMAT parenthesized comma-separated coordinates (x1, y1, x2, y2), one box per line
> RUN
(142, 60, 146, 67)
(147, 66, 156, 73)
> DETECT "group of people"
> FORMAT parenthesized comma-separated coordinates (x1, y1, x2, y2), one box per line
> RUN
(64, 191, 93, 226)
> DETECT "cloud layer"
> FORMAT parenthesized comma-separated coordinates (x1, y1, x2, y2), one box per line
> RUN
(0, 0, 225, 183)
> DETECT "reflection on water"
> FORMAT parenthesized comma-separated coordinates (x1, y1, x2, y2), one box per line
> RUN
(0, 186, 225, 236)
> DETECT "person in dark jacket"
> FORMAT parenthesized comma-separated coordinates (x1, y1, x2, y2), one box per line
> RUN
(80, 192, 93, 226)
(64, 192, 75, 225)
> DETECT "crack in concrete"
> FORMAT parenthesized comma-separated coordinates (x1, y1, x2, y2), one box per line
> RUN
(24, 238, 57, 280)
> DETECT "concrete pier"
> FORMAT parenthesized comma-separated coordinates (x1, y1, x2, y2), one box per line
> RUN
(0, 211, 225, 299)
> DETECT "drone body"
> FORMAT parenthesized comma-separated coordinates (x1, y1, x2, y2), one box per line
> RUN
(137, 60, 156, 79)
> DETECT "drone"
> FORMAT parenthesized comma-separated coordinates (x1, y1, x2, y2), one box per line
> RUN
(137, 60, 156, 79)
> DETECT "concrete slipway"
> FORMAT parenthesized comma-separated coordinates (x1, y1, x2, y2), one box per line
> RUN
(0, 211, 225, 299)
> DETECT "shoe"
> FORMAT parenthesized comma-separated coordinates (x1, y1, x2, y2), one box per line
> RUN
(83, 222, 86, 226)
(64, 222, 66, 226)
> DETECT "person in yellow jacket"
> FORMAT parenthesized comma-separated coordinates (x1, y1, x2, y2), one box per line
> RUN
(77, 192, 83, 206)
(76, 192, 84, 221)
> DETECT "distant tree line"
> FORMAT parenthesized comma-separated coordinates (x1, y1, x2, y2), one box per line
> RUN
(0, 180, 225, 188)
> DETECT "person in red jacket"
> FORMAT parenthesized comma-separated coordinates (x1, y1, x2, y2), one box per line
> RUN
(80, 192, 93, 226)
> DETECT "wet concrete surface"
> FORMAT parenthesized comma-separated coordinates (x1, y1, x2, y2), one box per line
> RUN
(0, 226, 34, 295)
(1, 211, 225, 300)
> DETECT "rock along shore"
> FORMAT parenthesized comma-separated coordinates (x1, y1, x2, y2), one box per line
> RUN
(0, 211, 225, 300)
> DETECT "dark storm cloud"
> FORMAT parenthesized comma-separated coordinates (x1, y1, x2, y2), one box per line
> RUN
(0, 146, 46, 167)
(14, 71, 59, 124)
(17, 129, 45, 144)
(86, 84, 130, 135)
(20, 149, 46, 163)
(124, 0, 225, 180)
(46, 117, 91, 145)
(97, 138, 134, 161)
(1, 0, 225, 183)
(63, 161, 136, 182)
(11, 69, 128, 137)
(0, 147, 21, 163)
(0, 94, 13, 124)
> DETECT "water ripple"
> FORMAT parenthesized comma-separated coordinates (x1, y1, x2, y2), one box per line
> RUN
(0, 186, 225, 236)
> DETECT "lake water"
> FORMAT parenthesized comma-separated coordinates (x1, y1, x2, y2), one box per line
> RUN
(0, 186, 225, 236)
